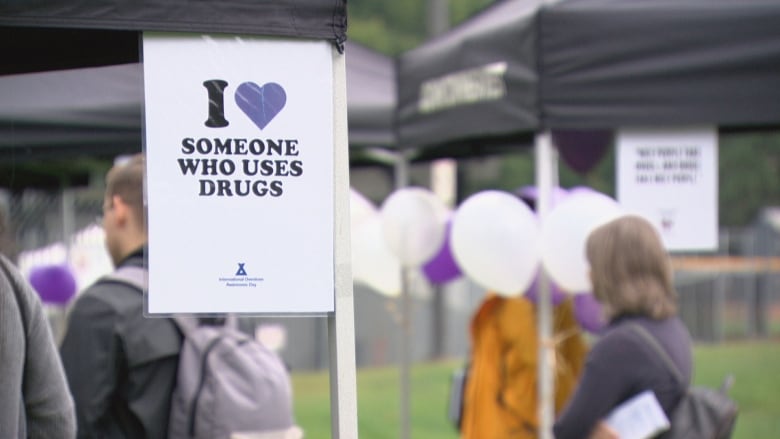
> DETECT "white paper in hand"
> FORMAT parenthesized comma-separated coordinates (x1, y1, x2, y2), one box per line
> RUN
(605, 390, 670, 439)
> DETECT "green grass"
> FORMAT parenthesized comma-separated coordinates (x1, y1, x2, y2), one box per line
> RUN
(692, 341, 780, 439)
(292, 341, 780, 439)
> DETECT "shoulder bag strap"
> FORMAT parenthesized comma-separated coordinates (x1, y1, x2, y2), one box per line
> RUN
(101, 265, 147, 291)
(629, 323, 685, 386)
(100, 265, 199, 336)
(103, 266, 237, 336)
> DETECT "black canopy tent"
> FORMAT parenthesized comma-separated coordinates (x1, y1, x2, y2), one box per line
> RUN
(397, 0, 539, 162)
(539, 0, 780, 130)
(0, 0, 347, 77)
(0, 0, 403, 188)
(397, 0, 780, 161)
(0, 63, 142, 160)
(343, 42, 399, 166)
(0, 41, 397, 187)
(0, 1, 346, 45)
(0, 40, 395, 158)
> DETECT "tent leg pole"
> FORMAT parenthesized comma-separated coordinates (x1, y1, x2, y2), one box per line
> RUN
(535, 131, 557, 439)
(329, 46, 358, 439)
(394, 154, 412, 439)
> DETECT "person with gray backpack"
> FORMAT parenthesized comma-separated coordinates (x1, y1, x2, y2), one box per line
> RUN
(107, 265, 299, 439)
(169, 316, 298, 439)
(60, 155, 182, 438)
(61, 154, 298, 438)
(554, 216, 697, 439)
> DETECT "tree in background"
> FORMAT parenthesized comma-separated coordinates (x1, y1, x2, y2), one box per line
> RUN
(348, 0, 493, 54)
(719, 131, 780, 226)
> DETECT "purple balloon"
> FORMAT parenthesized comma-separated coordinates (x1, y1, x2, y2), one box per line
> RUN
(422, 221, 462, 285)
(574, 293, 606, 334)
(552, 129, 612, 175)
(29, 264, 77, 305)
(524, 272, 567, 306)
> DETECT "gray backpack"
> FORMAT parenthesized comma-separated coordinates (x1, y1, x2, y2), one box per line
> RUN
(105, 266, 295, 439)
(631, 324, 738, 439)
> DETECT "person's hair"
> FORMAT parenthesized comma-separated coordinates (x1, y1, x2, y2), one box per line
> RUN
(106, 154, 146, 230)
(586, 215, 676, 320)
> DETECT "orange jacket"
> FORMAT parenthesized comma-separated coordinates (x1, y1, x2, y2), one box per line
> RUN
(461, 294, 588, 439)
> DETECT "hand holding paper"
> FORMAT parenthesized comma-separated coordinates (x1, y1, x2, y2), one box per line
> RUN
(605, 390, 670, 439)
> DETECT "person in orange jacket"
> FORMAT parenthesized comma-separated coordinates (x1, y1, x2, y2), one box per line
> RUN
(460, 293, 588, 439)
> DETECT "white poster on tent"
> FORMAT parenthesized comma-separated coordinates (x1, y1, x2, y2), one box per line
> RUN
(617, 127, 718, 252)
(142, 32, 334, 314)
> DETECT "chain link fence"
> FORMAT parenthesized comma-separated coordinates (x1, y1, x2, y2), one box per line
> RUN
(1, 186, 109, 292)
(675, 225, 780, 342)
(2, 185, 779, 368)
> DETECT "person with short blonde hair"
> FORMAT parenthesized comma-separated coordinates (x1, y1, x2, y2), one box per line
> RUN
(554, 215, 693, 439)
(60, 153, 182, 438)
(586, 215, 676, 320)
(104, 154, 146, 232)
(101, 154, 147, 268)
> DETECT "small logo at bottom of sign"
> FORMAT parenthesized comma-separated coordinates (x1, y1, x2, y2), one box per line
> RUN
(219, 262, 264, 288)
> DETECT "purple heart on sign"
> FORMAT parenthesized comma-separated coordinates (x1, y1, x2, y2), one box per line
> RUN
(235, 82, 287, 130)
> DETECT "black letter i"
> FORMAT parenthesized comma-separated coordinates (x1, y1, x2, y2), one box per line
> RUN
(203, 79, 229, 128)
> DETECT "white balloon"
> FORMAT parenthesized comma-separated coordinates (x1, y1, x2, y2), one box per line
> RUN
(540, 190, 624, 293)
(451, 190, 540, 296)
(351, 215, 401, 297)
(380, 187, 449, 267)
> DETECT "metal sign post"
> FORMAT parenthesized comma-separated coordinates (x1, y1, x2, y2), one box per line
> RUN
(535, 131, 558, 439)
(329, 45, 360, 439)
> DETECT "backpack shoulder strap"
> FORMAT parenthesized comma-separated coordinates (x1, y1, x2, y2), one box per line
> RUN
(100, 265, 200, 336)
(172, 315, 201, 338)
(101, 266, 239, 337)
(101, 265, 147, 292)
(629, 323, 685, 385)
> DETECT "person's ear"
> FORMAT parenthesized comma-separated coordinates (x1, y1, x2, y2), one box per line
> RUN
(111, 195, 129, 225)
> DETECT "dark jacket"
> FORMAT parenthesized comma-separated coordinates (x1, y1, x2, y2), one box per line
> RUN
(60, 248, 182, 439)
(553, 314, 692, 439)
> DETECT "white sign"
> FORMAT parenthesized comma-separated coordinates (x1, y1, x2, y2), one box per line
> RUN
(617, 127, 718, 251)
(143, 33, 334, 314)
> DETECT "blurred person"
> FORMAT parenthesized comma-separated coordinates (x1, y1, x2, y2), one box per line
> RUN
(60, 154, 182, 438)
(459, 185, 588, 439)
(460, 293, 587, 439)
(0, 252, 77, 438)
(553, 215, 692, 439)
(0, 204, 18, 260)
